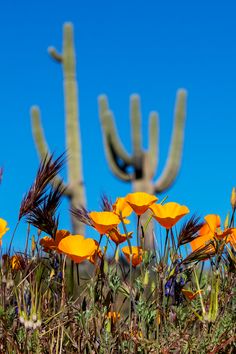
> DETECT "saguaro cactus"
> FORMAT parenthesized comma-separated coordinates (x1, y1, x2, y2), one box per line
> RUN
(31, 23, 86, 235)
(98, 90, 187, 248)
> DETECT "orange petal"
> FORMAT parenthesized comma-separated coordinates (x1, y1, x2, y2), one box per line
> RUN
(108, 228, 133, 245)
(0, 218, 9, 239)
(122, 246, 143, 267)
(113, 197, 133, 218)
(227, 229, 236, 250)
(40, 236, 57, 252)
(190, 232, 214, 252)
(204, 214, 221, 234)
(55, 230, 71, 246)
(89, 211, 120, 234)
(150, 202, 189, 229)
(58, 235, 100, 264)
(125, 192, 158, 216)
(182, 289, 203, 301)
(106, 311, 120, 323)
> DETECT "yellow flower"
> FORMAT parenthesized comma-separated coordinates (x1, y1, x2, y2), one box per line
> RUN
(40, 230, 70, 252)
(89, 211, 120, 234)
(190, 214, 231, 252)
(58, 235, 102, 264)
(125, 192, 158, 216)
(150, 202, 189, 229)
(0, 218, 9, 239)
(113, 197, 133, 219)
(107, 228, 133, 246)
(227, 229, 236, 250)
(122, 246, 143, 267)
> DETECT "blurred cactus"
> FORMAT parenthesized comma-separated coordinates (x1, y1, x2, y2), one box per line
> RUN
(98, 90, 187, 248)
(31, 23, 86, 235)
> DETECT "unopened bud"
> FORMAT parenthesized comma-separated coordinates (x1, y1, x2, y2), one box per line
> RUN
(231, 187, 236, 209)
(143, 270, 149, 286)
(224, 212, 230, 229)
(31, 236, 36, 253)
(115, 247, 119, 263)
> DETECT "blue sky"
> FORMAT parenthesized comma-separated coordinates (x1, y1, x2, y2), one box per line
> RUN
(0, 0, 236, 251)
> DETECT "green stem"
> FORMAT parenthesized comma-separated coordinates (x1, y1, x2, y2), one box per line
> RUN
(193, 267, 205, 317)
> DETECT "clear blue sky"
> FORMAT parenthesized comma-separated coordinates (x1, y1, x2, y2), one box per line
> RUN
(0, 0, 236, 251)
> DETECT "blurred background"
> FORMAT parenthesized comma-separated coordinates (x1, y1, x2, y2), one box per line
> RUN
(1, 0, 236, 250)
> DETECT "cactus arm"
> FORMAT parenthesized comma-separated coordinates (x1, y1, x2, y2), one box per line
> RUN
(154, 89, 187, 193)
(100, 110, 133, 181)
(98, 95, 132, 165)
(48, 47, 63, 63)
(30, 106, 71, 196)
(130, 94, 142, 157)
(147, 111, 159, 179)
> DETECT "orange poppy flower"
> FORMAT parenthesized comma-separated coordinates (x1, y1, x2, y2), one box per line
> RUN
(182, 289, 203, 301)
(122, 246, 143, 267)
(190, 214, 231, 252)
(89, 211, 120, 234)
(58, 235, 102, 264)
(113, 197, 133, 219)
(125, 192, 158, 216)
(107, 228, 133, 245)
(40, 230, 70, 252)
(227, 229, 236, 250)
(150, 202, 189, 229)
(0, 218, 9, 239)
(106, 311, 120, 323)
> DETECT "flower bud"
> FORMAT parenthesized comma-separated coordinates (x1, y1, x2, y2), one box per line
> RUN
(143, 270, 149, 286)
(231, 187, 236, 209)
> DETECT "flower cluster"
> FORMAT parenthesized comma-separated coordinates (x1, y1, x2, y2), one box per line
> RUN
(34, 191, 193, 268)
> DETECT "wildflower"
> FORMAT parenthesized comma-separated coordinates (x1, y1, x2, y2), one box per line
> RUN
(58, 235, 102, 264)
(113, 197, 133, 219)
(107, 227, 133, 245)
(0, 218, 9, 239)
(125, 192, 157, 216)
(122, 246, 143, 267)
(165, 259, 188, 304)
(40, 230, 70, 252)
(182, 289, 203, 301)
(106, 311, 120, 323)
(89, 211, 120, 234)
(227, 229, 236, 250)
(190, 214, 231, 252)
(150, 202, 189, 229)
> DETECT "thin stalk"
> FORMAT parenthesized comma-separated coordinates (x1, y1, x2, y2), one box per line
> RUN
(24, 223, 31, 255)
(193, 267, 206, 316)
(8, 220, 20, 254)
(163, 229, 169, 261)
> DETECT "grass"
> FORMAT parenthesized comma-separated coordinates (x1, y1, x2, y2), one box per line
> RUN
(0, 155, 235, 353)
